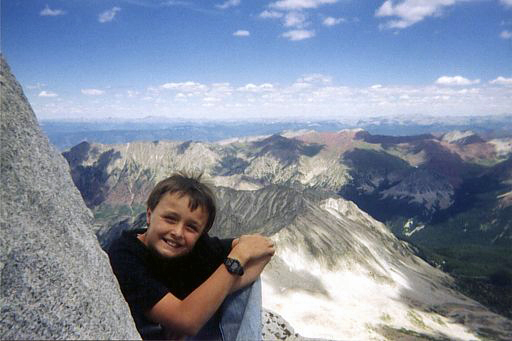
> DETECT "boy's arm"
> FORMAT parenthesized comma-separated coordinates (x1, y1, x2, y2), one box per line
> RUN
(146, 234, 274, 336)
(229, 238, 273, 293)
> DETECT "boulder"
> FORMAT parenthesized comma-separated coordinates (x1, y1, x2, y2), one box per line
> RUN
(0, 55, 140, 340)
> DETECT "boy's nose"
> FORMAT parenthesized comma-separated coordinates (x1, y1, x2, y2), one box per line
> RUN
(170, 223, 185, 239)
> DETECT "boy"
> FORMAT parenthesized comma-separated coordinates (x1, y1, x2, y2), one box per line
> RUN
(108, 173, 275, 340)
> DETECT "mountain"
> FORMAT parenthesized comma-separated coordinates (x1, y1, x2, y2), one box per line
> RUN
(63, 127, 512, 320)
(64, 130, 511, 245)
(42, 114, 512, 151)
(0, 56, 140, 339)
(96, 183, 512, 340)
(62, 132, 512, 339)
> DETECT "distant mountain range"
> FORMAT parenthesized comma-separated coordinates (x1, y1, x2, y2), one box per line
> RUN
(63, 126, 512, 324)
(63, 128, 511, 245)
(43, 114, 512, 150)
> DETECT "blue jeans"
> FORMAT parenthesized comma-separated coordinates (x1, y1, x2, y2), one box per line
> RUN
(189, 278, 262, 341)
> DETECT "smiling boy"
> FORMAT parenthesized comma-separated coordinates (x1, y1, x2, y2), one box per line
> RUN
(108, 173, 275, 340)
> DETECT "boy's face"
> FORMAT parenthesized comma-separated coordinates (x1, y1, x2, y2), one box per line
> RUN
(141, 191, 208, 259)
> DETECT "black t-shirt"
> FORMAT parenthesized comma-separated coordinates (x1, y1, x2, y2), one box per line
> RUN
(108, 228, 233, 339)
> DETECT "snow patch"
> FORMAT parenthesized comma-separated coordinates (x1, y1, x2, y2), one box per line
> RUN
(262, 244, 479, 340)
(403, 219, 426, 237)
(489, 138, 512, 158)
(442, 130, 475, 143)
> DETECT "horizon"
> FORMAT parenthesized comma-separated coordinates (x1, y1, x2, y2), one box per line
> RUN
(2, 0, 512, 120)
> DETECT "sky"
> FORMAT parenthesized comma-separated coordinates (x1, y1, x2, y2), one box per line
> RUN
(2, 0, 512, 121)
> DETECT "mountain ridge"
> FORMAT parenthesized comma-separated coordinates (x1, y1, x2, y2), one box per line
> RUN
(96, 184, 512, 340)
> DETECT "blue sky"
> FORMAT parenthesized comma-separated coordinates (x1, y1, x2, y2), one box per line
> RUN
(2, 0, 512, 121)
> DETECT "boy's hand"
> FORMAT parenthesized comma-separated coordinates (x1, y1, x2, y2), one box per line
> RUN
(229, 234, 275, 265)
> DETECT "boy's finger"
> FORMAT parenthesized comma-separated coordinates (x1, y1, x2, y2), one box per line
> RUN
(231, 238, 240, 248)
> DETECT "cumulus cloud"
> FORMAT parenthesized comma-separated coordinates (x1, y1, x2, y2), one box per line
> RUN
(81, 89, 105, 96)
(282, 29, 315, 40)
(160, 81, 208, 92)
(323, 16, 345, 26)
(270, 0, 338, 10)
(99, 7, 121, 23)
(500, 30, 512, 39)
(216, 0, 241, 9)
(435, 75, 480, 86)
(127, 90, 140, 97)
(298, 73, 332, 84)
(36, 76, 512, 120)
(260, 10, 284, 18)
(284, 11, 308, 28)
(38, 91, 58, 97)
(490, 76, 512, 85)
(237, 83, 275, 92)
(233, 30, 250, 37)
(262, 0, 338, 40)
(40, 5, 66, 16)
(376, 0, 460, 30)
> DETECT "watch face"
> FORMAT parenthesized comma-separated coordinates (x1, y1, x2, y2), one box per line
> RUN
(225, 258, 243, 275)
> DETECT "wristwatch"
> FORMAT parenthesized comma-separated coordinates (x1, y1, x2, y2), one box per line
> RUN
(224, 257, 244, 276)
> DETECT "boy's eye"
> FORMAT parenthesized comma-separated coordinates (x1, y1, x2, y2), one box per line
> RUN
(164, 216, 177, 223)
(187, 224, 198, 231)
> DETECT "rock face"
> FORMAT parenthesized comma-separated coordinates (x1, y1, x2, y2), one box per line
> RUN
(0, 56, 140, 339)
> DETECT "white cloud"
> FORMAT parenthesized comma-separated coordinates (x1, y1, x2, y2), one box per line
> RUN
(237, 83, 275, 92)
(38, 91, 58, 97)
(435, 75, 480, 86)
(81, 89, 105, 96)
(160, 81, 208, 92)
(500, 0, 512, 8)
(40, 5, 66, 16)
(284, 11, 308, 28)
(233, 30, 250, 37)
(162, 1, 191, 7)
(203, 96, 221, 102)
(35, 77, 512, 120)
(298, 73, 332, 84)
(323, 16, 345, 26)
(260, 10, 284, 18)
(270, 0, 338, 10)
(211, 83, 234, 94)
(500, 30, 512, 39)
(216, 0, 241, 9)
(127, 90, 140, 97)
(376, 0, 459, 30)
(489, 76, 512, 85)
(282, 29, 315, 41)
(263, 0, 337, 40)
(99, 7, 121, 23)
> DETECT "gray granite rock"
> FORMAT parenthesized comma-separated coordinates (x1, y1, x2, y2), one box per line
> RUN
(0, 55, 141, 340)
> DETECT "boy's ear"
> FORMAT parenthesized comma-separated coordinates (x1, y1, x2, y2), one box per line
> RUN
(146, 208, 152, 227)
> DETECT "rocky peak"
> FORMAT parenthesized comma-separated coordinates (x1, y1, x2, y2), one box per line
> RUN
(442, 130, 485, 145)
(252, 134, 324, 165)
(0, 55, 140, 339)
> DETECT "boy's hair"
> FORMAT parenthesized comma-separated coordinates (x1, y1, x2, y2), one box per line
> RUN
(147, 172, 216, 232)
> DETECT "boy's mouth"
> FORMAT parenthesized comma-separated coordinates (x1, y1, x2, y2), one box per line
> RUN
(163, 237, 182, 249)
